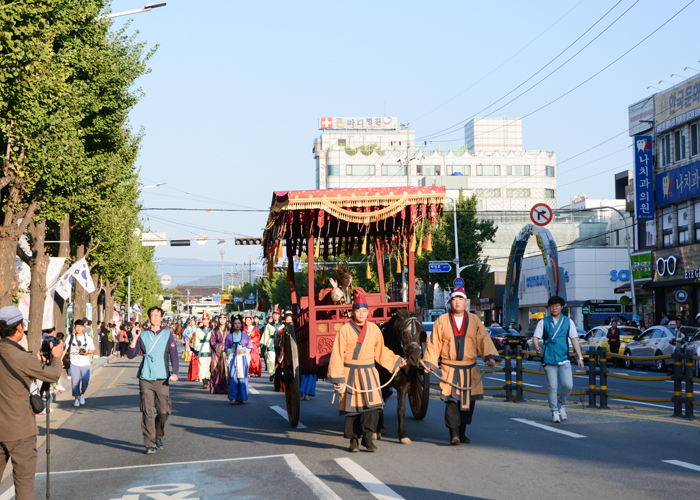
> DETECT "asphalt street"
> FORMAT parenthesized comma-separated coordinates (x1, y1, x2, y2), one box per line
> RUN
(1, 347, 699, 500)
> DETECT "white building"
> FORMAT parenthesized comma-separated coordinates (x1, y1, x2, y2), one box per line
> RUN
(313, 117, 557, 210)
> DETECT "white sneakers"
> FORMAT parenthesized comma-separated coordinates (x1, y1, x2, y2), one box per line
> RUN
(551, 411, 561, 423)
(73, 399, 80, 407)
(559, 406, 567, 420)
(79, 394, 85, 405)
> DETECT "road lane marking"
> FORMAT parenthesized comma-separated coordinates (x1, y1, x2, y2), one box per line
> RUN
(611, 398, 673, 409)
(0, 486, 14, 500)
(270, 405, 307, 429)
(662, 460, 700, 472)
(249, 386, 260, 394)
(284, 455, 342, 500)
(485, 376, 542, 388)
(335, 458, 406, 500)
(105, 367, 127, 390)
(512, 418, 587, 438)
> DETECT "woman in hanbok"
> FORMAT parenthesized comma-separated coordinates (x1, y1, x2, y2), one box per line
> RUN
(244, 314, 262, 377)
(226, 318, 254, 404)
(187, 321, 201, 381)
(210, 315, 229, 394)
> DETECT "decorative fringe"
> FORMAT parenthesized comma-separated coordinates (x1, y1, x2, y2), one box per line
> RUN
(396, 255, 402, 273)
(409, 233, 416, 253)
(321, 268, 325, 283)
(286, 264, 292, 282)
(423, 232, 432, 252)
(314, 235, 321, 258)
(361, 233, 367, 255)
(275, 239, 283, 260)
(403, 246, 407, 266)
(417, 237, 423, 257)
(366, 260, 372, 279)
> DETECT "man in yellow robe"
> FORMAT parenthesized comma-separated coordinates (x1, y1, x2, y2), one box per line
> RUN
(328, 292, 406, 452)
(423, 286, 501, 445)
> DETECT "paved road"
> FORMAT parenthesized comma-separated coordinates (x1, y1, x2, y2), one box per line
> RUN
(1, 347, 699, 500)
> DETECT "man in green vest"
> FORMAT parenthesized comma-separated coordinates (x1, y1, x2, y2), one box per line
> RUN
(533, 296, 584, 423)
(127, 307, 180, 454)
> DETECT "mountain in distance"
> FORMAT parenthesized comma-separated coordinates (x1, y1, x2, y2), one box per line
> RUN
(156, 258, 263, 287)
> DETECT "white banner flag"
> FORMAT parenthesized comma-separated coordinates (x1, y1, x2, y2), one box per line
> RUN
(18, 257, 67, 329)
(53, 257, 95, 298)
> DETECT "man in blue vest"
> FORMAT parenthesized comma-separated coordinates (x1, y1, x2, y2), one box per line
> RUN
(127, 306, 180, 454)
(533, 296, 584, 423)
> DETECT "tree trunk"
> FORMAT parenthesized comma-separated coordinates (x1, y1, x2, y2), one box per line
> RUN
(73, 241, 87, 321)
(27, 220, 49, 353)
(104, 280, 119, 327)
(0, 234, 20, 307)
(88, 274, 102, 347)
(53, 214, 70, 332)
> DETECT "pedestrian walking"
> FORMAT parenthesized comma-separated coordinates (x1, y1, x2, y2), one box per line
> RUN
(261, 308, 284, 381)
(607, 319, 622, 356)
(210, 315, 229, 394)
(226, 317, 253, 404)
(328, 293, 405, 452)
(126, 307, 179, 455)
(193, 314, 213, 389)
(533, 296, 585, 423)
(67, 319, 96, 407)
(119, 326, 128, 357)
(182, 319, 196, 361)
(0, 306, 65, 500)
(423, 287, 500, 445)
(244, 313, 262, 377)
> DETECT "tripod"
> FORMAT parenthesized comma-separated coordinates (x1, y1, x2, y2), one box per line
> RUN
(41, 382, 52, 499)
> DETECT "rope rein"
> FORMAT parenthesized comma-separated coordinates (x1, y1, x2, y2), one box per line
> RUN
(418, 360, 495, 392)
(332, 363, 403, 404)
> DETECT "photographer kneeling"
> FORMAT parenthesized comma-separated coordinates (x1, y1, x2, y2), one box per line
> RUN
(0, 306, 64, 500)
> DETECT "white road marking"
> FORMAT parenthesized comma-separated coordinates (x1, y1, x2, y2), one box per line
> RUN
(0, 486, 14, 500)
(335, 458, 406, 500)
(512, 418, 587, 438)
(249, 386, 260, 394)
(611, 398, 673, 409)
(284, 455, 342, 500)
(662, 460, 700, 472)
(485, 376, 542, 388)
(270, 405, 307, 429)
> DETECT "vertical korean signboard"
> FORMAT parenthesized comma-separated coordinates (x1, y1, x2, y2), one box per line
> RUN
(634, 136, 654, 220)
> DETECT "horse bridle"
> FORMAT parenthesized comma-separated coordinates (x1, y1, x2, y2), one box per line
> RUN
(398, 315, 422, 356)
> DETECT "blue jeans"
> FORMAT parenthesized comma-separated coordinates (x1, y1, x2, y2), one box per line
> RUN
(70, 364, 90, 398)
(543, 363, 573, 412)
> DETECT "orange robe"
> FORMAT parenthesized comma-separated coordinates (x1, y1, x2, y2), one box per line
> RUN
(328, 320, 402, 416)
(423, 312, 501, 410)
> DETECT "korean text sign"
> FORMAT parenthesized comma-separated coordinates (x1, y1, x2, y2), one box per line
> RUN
(655, 158, 700, 207)
(634, 136, 654, 219)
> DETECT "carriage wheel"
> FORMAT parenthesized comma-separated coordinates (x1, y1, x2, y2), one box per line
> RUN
(283, 324, 301, 428)
(408, 368, 430, 420)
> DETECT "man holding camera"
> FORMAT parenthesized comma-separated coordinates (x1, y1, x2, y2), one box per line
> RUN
(0, 306, 64, 500)
(127, 307, 179, 455)
(68, 319, 96, 407)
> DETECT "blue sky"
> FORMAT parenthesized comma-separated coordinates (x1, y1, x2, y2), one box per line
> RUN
(113, 0, 699, 271)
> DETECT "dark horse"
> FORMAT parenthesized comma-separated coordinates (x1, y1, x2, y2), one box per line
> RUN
(376, 309, 428, 444)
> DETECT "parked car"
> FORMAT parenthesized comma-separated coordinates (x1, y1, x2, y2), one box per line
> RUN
(679, 327, 700, 377)
(576, 325, 641, 357)
(624, 326, 680, 371)
(525, 326, 586, 360)
(487, 327, 527, 351)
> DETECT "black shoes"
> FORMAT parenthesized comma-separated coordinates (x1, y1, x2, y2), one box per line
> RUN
(459, 424, 470, 443)
(450, 428, 460, 446)
(361, 435, 377, 452)
(348, 439, 359, 452)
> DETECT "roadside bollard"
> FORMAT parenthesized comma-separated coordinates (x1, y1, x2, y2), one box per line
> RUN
(515, 345, 524, 402)
(673, 349, 683, 417)
(588, 347, 598, 408)
(598, 347, 609, 409)
(684, 350, 694, 419)
(504, 345, 513, 401)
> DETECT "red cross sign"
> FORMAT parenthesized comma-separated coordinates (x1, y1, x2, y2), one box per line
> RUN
(320, 117, 333, 129)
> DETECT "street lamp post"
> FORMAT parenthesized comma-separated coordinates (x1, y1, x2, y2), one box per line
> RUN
(97, 2, 166, 20)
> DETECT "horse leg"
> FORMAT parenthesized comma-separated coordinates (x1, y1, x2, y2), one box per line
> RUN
(397, 376, 411, 444)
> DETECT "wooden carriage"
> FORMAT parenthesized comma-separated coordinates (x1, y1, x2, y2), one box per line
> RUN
(262, 186, 446, 426)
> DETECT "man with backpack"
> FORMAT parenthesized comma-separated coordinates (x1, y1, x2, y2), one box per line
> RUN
(67, 319, 96, 407)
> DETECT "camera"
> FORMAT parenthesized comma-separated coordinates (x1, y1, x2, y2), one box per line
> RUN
(41, 336, 57, 364)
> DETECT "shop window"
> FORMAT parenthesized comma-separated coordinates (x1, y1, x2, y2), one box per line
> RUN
(692, 123, 699, 157)
(418, 165, 440, 176)
(545, 188, 555, 199)
(381, 164, 405, 176)
(679, 230, 689, 244)
(507, 165, 530, 176)
(327, 165, 340, 176)
(661, 135, 671, 166)
(664, 234, 672, 247)
(347, 165, 375, 176)
(546, 166, 555, 177)
(675, 129, 687, 161)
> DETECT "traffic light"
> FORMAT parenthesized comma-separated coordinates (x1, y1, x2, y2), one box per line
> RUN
(235, 238, 262, 245)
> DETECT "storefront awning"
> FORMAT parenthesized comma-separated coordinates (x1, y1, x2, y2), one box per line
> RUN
(638, 278, 692, 289)
(613, 279, 653, 293)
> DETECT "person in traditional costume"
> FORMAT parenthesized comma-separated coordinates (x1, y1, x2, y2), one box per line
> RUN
(193, 313, 213, 389)
(300, 372, 317, 401)
(243, 313, 262, 377)
(261, 308, 284, 382)
(325, 263, 359, 318)
(226, 317, 253, 404)
(422, 286, 501, 445)
(328, 293, 406, 452)
(186, 319, 201, 382)
(182, 319, 196, 360)
(209, 315, 229, 394)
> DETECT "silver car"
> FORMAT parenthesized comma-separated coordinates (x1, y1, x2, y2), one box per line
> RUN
(624, 326, 679, 371)
(680, 327, 700, 377)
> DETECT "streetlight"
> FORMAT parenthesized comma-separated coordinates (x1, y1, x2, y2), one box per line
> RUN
(670, 74, 684, 79)
(684, 67, 700, 73)
(659, 80, 673, 86)
(647, 86, 661, 91)
(138, 182, 166, 191)
(97, 2, 166, 20)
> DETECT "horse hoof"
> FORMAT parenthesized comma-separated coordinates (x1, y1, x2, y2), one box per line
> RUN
(400, 437, 412, 444)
